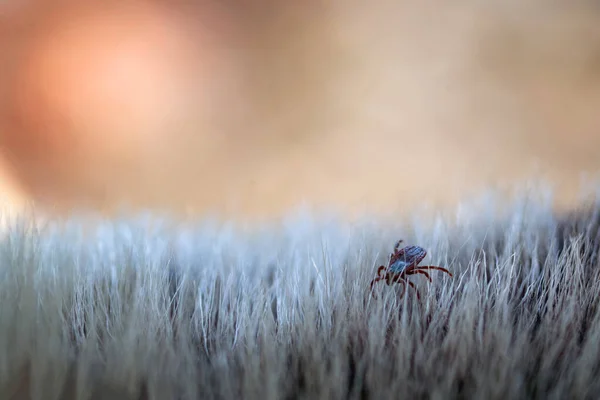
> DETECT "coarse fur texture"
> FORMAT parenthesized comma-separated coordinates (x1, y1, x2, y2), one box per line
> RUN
(2, 187, 600, 399)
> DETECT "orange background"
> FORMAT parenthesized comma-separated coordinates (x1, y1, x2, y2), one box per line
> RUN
(1, 1, 600, 221)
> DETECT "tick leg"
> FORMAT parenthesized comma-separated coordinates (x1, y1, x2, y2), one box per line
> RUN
(407, 280, 421, 301)
(370, 276, 384, 292)
(397, 279, 406, 297)
(391, 274, 421, 300)
(370, 284, 378, 299)
(390, 272, 405, 284)
(369, 266, 388, 295)
(394, 240, 404, 252)
(414, 266, 453, 277)
(389, 273, 407, 297)
(369, 278, 383, 299)
(406, 269, 432, 282)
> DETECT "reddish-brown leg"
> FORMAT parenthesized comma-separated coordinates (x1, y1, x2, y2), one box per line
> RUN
(390, 274, 419, 300)
(390, 272, 403, 283)
(369, 266, 387, 287)
(369, 278, 378, 291)
(369, 266, 389, 297)
(406, 269, 432, 282)
(407, 280, 421, 301)
(394, 240, 404, 252)
(414, 266, 453, 277)
(396, 279, 406, 297)
(387, 271, 402, 286)
(369, 276, 383, 292)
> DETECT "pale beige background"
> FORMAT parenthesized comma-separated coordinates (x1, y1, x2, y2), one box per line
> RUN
(1, 0, 600, 221)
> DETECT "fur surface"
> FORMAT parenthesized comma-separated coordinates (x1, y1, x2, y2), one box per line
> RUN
(2, 188, 600, 399)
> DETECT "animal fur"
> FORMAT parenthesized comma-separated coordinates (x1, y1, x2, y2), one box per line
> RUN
(2, 188, 600, 399)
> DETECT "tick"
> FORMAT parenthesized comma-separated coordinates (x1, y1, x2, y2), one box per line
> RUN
(369, 240, 452, 300)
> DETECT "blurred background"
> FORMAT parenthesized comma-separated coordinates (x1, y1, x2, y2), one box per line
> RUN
(1, 0, 600, 221)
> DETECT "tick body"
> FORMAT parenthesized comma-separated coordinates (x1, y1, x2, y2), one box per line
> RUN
(369, 240, 452, 300)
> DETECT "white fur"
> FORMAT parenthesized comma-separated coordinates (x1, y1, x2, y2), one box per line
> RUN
(0, 187, 598, 399)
